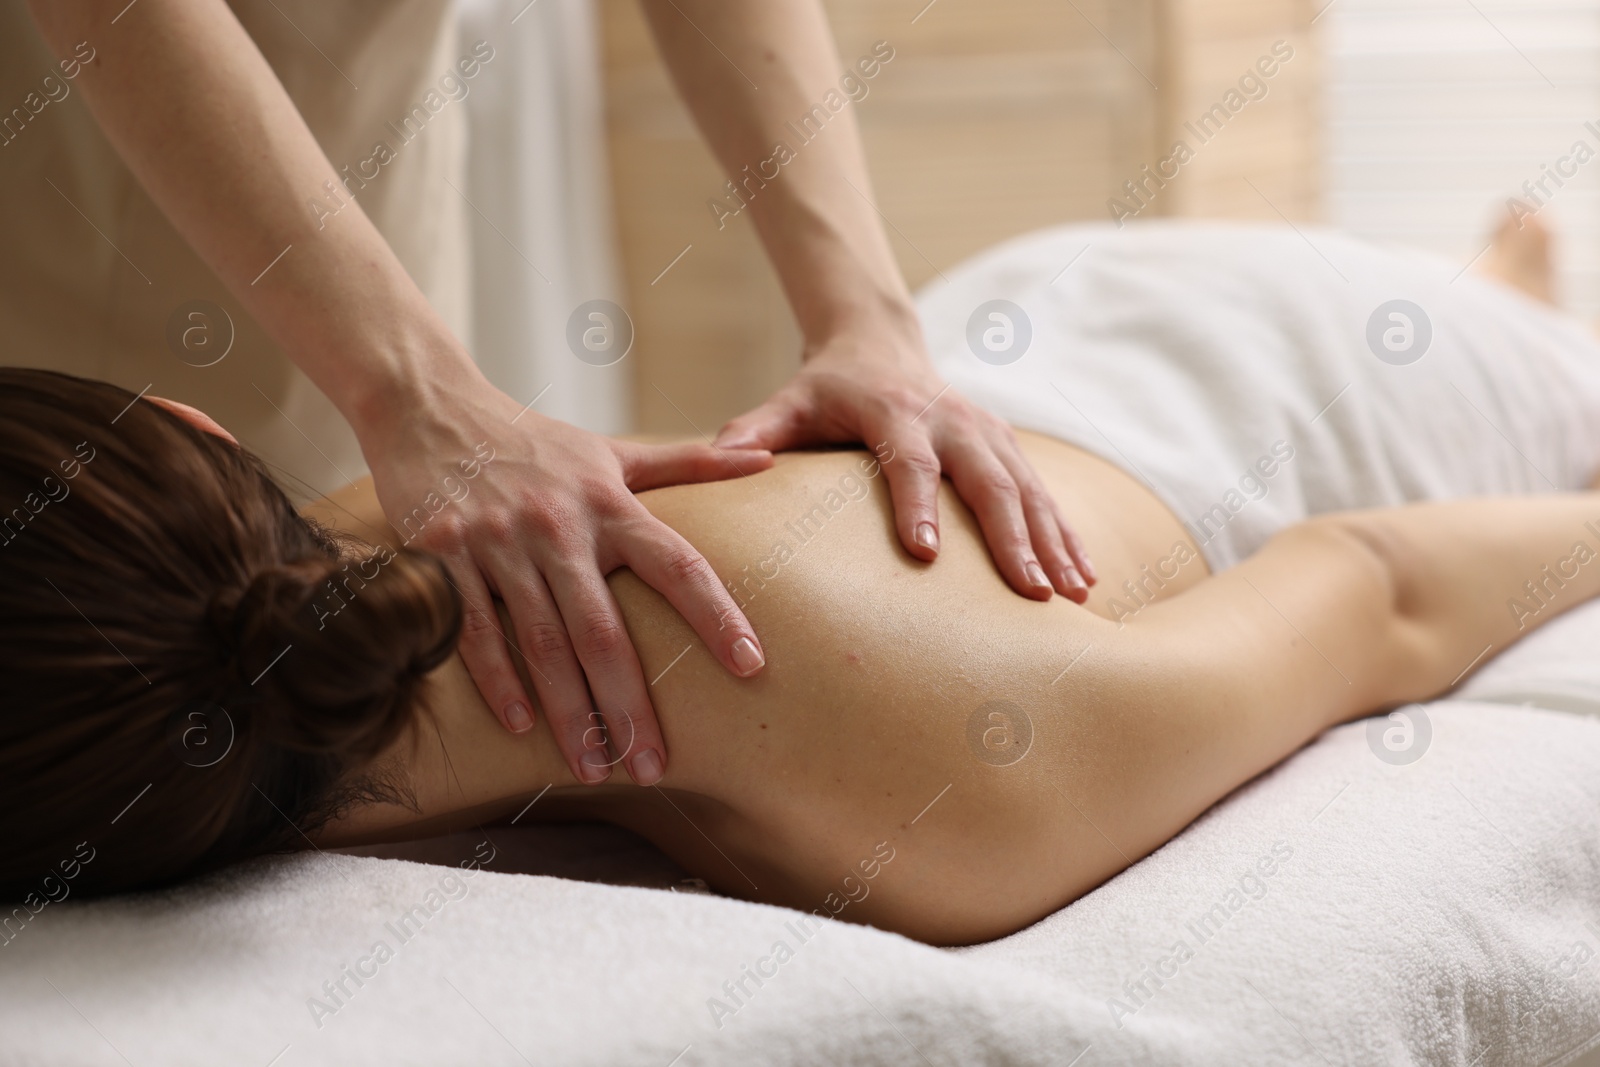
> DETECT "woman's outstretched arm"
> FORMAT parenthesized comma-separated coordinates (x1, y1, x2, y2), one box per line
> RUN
(1141, 497, 1600, 740)
(1062, 497, 1600, 899)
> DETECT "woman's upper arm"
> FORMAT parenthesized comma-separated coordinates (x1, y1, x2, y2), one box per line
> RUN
(1140, 519, 1404, 734)
(1079, 520, 1406, 850)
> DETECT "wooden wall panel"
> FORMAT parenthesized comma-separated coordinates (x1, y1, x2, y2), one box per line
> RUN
(1153, 0, 1321, 221)
(599, 0, 1319, 434)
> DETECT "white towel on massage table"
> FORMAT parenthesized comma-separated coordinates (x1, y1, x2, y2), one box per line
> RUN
(6, 598, 1600, 1066)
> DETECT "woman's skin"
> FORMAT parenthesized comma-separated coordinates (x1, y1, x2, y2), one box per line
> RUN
(281, 425, 1600, 946)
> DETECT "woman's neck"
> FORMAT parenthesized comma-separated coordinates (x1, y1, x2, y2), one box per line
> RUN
(313, 612, 619, 847)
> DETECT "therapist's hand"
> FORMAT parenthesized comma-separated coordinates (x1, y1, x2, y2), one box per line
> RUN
(361, 371, 772, 787)
(637, 2, 1092, 605)
(714, 319, 1095, 604)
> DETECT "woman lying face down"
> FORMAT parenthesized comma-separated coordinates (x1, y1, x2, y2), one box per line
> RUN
(6, 366, 1600, 946)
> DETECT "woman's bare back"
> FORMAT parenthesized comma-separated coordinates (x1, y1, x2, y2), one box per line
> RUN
(311, 430, 1600, 944)
(310, 434, 1210, 938)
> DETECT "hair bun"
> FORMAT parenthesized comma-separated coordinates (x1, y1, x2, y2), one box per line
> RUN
(209, 546, 461, 756)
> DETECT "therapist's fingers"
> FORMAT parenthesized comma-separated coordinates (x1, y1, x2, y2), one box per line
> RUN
(872, 422, 945, 563)
(616, 511, 766, 681)
(993, 434, 1088, 603)
(541, 554, 666, 787)
(492, 562, 601, 758)
(938, 434, 1054, 601)
(1054, 497, 1097, 586)
(617, 440, 773, 492)
(435, 539, 537, 735)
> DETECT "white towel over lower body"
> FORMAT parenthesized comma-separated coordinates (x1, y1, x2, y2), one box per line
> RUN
(918, 221, 1600, 569)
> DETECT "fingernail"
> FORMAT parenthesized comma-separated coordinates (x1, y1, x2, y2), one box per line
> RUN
(1025, 561, 1050, 591)
(1062, 568, 1088, 603)
(915, 522, 939, 554)
(629, 749, 663, 786)
(730, 636, 765, 676)
(579, 749, 611, 784)
(1081, 557, 1098, 584)
(505, 702, 533, 733)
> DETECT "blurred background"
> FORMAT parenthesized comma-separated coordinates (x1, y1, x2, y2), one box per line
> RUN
(461, 0, 1598, 439)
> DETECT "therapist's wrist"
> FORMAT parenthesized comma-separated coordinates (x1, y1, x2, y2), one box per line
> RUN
(801, 288, 922, 347)
(800, 289, 928, 366)
(341, 329, 488, 447)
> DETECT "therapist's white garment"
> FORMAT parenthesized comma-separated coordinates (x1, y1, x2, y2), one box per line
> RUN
(920, 222, 1600, 570)
(0, 0, 473, 498)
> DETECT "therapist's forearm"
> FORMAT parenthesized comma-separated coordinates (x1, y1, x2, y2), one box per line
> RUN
(24, 0, 478, 433)
(638, 0, 915, 345)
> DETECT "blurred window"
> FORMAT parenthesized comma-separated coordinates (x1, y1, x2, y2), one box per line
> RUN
(1326, 0, 1600, 315)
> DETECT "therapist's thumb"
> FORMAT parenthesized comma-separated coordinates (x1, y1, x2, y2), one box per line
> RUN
(619, 441, 773, 491)
(714, 395, 809, 451)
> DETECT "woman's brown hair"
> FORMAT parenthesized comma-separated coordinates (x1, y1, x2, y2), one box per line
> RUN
(0, 368, 461, 903)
